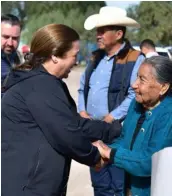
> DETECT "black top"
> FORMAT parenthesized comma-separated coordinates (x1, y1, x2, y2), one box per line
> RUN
(1, 65, 122, 196)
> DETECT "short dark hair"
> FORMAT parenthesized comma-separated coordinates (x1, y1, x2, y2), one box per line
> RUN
(140, 39, 156, 50)
(114, 25, 126, 38)
(1, 14, 21, 28)
(106, 25, 126, 41)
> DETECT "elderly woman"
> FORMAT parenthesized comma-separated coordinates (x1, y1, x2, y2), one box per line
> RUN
(1, 24, 121, 196)
(93, 56, 172, 196)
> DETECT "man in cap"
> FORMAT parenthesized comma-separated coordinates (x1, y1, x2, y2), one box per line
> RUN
(78, 6, 145, 196)
(1, 14, 22, 97)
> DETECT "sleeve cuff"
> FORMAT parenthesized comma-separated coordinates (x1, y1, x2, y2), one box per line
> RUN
(91, 150, 101, 167)
(110, 110, 123, 120)
(109, 148, 117, 164)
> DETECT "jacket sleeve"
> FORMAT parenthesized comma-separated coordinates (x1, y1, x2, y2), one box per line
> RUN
(26, 90, 121, 166)
(112, 113, 172, 177)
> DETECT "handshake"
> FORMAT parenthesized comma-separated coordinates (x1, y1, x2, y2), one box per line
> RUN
(92, 140, 112, 171)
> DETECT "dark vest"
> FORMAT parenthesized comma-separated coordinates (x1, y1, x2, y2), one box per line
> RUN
(84, 41, 140, 120)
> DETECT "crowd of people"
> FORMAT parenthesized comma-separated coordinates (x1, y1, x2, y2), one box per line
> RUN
(1, 6, 172, 196)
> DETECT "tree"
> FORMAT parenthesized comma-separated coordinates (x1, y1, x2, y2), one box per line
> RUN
(2, 1, 104, 43)
(1, 1, 105, 29)
(127, 2, 172, 45)
(2, 1, 105, 61)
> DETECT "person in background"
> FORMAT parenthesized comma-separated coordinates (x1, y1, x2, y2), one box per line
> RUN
(21, 44, 30, 62)
(78, 6, 145, 196)
(93, 56, 172, 196)
(1, 24, 122, 196)
(140, 39, 159, 58)
(1, 14, 22, 96)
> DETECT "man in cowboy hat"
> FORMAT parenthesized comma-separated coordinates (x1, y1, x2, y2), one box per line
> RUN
(78, 6, 145, 196)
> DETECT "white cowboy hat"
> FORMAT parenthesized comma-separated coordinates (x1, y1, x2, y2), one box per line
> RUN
(84, 6, 140, 30)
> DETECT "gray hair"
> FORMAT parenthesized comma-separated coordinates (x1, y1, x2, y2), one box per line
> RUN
(143, 56, 172, 94)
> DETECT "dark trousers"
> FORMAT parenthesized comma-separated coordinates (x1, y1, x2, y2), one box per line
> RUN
(90, 164, 124, 196)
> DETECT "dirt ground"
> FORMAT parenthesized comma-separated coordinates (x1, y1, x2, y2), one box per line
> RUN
(63, 67, 94, 196)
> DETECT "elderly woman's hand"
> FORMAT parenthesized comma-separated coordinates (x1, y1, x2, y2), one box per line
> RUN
(92, 140, 111, 160)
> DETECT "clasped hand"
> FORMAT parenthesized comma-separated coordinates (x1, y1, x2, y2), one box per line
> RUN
(92, 140, 112, 171)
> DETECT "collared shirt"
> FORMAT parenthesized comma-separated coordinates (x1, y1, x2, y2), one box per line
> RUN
(146, 51, 159, 58)
(78, 44, 145, 120)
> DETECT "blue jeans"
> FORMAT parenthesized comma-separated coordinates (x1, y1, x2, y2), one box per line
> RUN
(90, 164, 124, 196)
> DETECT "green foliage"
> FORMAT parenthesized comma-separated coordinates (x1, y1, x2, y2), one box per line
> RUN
(2, 1, 172, 46)
(2, 1, 104, 47)
(127, 2, 172, 45)
(1, 1, 19, 15)
(1, 1, 104, 28)
(2, 1, 105, 62)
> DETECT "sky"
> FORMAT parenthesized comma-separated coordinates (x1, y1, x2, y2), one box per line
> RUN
(106, 1, 141, 9)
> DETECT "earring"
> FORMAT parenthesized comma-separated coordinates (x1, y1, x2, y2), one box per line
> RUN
(52, 55, 58, 63)
(159, 92, 164, 99)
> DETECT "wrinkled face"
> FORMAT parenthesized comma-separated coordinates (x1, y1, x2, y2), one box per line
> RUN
(58, 40, 80, 79)
(96, 26, 122, 51)
(1, 22, 21, 55)
(132, 63, 164, 109)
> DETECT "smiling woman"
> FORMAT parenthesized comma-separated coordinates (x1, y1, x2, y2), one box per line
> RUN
(45, 40, 80, 79)
(132, 58, 171, 110)
(1, 23, 122, 196)
(93, 56, 172, 196)
(15, 24, 80, 74)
